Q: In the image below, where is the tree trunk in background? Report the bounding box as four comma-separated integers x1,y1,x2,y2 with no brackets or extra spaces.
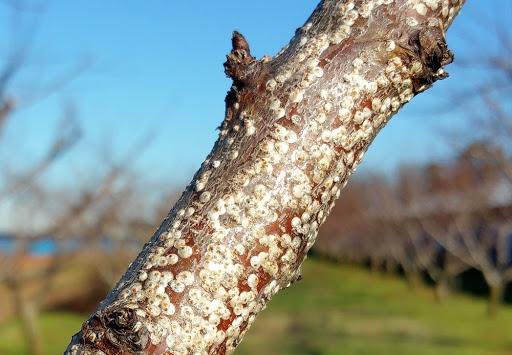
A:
385,257,396,276
65,1,466,354
19,301,42,355
487,281,504,318
404,268,422,293
433,275,450,302
370,255,381,275
11,280,42,355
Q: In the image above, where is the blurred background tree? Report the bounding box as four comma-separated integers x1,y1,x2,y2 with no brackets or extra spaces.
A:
0,2,178,354
316,11,512,318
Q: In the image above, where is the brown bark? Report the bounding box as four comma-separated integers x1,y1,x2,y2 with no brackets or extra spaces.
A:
65,1,465,354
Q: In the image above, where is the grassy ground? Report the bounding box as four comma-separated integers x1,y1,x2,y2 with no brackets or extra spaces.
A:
238,259,512,355
1,258,511,354
0,312,84,355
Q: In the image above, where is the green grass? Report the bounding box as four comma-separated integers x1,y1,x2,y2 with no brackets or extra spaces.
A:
237,258,512,355
1,258,512,354
0,312,85,355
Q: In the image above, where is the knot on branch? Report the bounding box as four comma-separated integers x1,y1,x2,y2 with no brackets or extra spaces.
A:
82,304,149,354
224,31,256,86
400,27,454,93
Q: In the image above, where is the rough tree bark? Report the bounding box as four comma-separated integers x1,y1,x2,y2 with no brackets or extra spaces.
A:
65,1,465,354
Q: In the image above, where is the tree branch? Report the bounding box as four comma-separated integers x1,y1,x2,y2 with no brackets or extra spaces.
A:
65,1,466,354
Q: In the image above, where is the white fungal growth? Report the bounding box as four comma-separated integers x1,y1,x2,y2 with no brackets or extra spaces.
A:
385,40,396,52
275,107,286,119
138,271,148,282
312,66,324,78
352,57,364,69
245,124,256,136
266,78,277,91
330,24,351,44
372,98,382,111
414,3,428,16
406,16,419,26
323,102,332,113
177,271,194,286
423,0,438,10
296,52,307,62
199,191,211,203
376,75,390,88
229,150,239,160
338,108,352,123
340,96,354,109
170,280,185,293
358,1,374,18
290,88,304,103
305,58,319,69
285,131,298,144
185,207,195,217
316,112,327,124
177,245,193,259
275,71,291,83
269,98,281,110
291,216,302,228
275,142,289,155
195,181,205,192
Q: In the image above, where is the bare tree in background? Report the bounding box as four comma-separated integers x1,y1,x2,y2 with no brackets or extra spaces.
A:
405,218,470,301
309,16,511,310
384,166,472,300
420,206,512,317
315,178,376,267
0,14,83,350
0,163,133,355
0,66,145,353
64,1,466,354
417,148,512,316
0,77,169,355
425,17,512,315
0,4,176,354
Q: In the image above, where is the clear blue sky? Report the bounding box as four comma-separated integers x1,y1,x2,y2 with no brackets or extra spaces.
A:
0,0,510,189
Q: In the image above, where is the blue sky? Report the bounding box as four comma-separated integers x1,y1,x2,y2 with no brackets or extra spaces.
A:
0,0,510,190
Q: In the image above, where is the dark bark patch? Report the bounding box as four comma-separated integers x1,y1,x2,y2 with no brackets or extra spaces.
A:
81,305,149,354
224,31,255,85
407,27,454,93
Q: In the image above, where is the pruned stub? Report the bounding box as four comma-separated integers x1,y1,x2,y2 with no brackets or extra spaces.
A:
401,26,454,93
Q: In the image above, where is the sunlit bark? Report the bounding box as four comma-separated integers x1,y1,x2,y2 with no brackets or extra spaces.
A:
65,1,465,354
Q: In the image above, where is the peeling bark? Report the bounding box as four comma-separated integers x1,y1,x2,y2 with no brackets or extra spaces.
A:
65,1,465,354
